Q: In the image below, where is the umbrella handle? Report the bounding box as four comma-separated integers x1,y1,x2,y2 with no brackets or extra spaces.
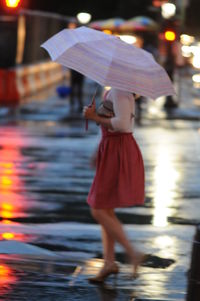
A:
85,103,92,131
85,119,88,131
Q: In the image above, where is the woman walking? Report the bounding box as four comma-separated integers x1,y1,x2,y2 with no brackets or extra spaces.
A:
83,88,145,283
42,24,174,284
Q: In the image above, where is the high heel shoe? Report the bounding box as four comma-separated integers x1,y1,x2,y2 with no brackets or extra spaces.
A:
88,262,119,283
132,252,147,279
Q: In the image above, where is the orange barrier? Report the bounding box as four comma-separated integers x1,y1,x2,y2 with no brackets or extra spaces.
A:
0,61,69,107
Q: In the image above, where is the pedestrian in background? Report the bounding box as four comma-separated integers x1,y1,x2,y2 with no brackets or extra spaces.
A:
83,88,146,283
70,69,84,112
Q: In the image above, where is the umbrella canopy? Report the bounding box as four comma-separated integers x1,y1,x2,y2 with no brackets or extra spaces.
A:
119,20,147,32
89,19,106,30
119,16,158,33
131,16,158,27
89,18,124,31
41,26,175,99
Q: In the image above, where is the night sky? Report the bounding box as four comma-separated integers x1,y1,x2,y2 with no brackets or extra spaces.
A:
20,0,200,35
27,0,155,20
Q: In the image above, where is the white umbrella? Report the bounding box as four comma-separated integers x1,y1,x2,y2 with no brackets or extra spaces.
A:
41,26,175,99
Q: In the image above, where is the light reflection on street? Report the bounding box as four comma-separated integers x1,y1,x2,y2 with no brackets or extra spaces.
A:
140,270,168,299
153,146,180,227
0,264,17,296
1,233,15,240
0,135,27,242
84,259,104,276
153,235,176,258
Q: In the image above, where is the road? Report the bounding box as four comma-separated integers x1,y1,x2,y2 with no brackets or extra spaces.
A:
0,78,200,300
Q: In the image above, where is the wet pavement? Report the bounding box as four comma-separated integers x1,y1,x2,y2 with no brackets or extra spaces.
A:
0,75,200,300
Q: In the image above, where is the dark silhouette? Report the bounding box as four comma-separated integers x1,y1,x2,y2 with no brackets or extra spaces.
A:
163,42,178,109
70,70,84,112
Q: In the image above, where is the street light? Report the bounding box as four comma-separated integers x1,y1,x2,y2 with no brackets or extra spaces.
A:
161,3,176,19
5,0,21,8
76,12,91,24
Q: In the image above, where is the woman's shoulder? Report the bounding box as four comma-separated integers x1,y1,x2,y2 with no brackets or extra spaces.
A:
109,88,134,101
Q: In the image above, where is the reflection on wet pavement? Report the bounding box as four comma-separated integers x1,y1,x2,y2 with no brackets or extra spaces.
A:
0,263,18,298
0,120,200,226
0,221,194,300
153,144,180,227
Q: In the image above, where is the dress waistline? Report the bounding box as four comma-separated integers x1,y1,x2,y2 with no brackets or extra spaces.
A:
102,131,133,138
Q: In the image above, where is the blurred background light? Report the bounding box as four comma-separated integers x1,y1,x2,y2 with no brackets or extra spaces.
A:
1,233,15,240
103,29,112,35
76,12,91,24
5,0,20,8
164,30,176,42
192,74,200,83
181,45,192,58
161,3,176,19
119,35,137,44
192,56,200,69
180,34,195,46
190,45,200,55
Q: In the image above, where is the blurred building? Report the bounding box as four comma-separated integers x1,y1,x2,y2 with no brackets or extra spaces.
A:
0,7,71,68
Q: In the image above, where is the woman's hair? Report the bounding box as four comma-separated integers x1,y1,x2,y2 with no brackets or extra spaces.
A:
133,93,140,99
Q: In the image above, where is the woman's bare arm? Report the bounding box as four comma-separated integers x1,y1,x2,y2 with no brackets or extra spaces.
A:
83,100,113,130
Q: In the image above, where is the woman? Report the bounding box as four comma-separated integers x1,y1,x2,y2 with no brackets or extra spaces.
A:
83,88,145,283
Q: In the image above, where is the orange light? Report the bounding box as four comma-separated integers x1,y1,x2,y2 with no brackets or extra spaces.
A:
103,30,112,35
2,219,12,224
1,211,13,218
153,0,167,7
2,232,15,240
0,264,17,288
165,30,176,42
0,265,10,276
153,0,161,7
1,163,13,168
68,22,77,29
5,0,20,8
1,176,12,186
1,203,14,219
1,203,13,211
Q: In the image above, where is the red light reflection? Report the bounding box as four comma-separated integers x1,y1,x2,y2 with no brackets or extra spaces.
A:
0,142,27,242
0,263,17,294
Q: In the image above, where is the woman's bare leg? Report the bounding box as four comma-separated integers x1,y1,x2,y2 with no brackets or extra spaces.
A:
91,208,139,266
101,209,115,264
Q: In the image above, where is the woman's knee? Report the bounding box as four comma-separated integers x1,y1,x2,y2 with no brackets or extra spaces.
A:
91,208,106,220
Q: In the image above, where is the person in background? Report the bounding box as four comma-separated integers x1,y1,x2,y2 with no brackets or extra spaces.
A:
164,36,185,109
70,69,84,112
134,33,159,123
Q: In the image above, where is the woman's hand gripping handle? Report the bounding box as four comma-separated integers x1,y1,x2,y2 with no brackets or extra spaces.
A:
84,90,97,131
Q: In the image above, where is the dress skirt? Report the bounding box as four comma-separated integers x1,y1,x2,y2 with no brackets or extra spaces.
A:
87,126,145,209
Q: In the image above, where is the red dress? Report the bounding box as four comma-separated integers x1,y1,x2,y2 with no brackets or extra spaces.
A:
87,126,145,209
